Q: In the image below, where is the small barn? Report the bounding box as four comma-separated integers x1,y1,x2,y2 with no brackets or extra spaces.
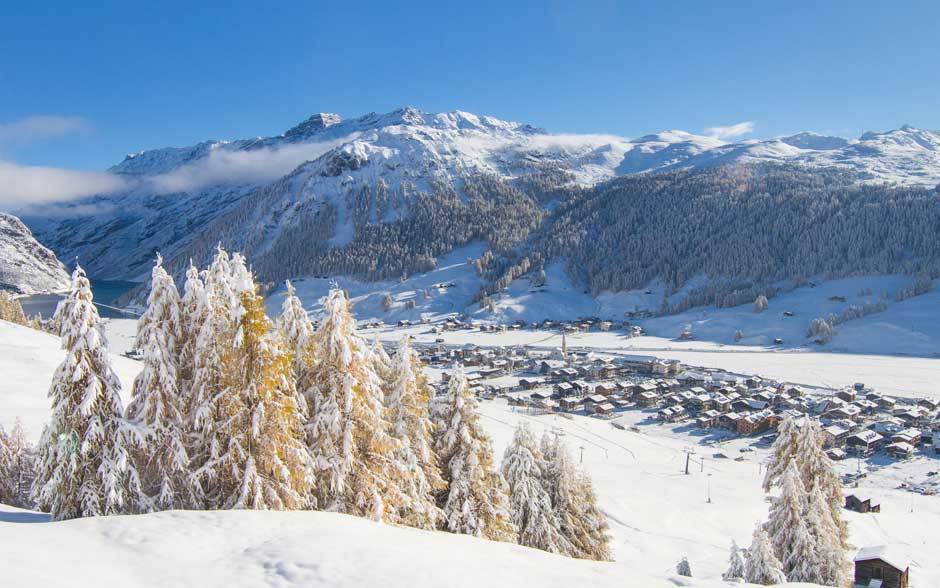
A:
845,494,881,513
853,545,909,588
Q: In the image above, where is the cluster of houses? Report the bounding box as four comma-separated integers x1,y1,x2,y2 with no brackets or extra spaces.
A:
429,315,639,336
420,339,940,461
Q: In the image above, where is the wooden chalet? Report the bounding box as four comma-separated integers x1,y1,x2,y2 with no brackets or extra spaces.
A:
853,545,909,588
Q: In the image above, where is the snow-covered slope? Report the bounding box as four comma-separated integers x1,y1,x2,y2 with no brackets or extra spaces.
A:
22,107,940,284
0,213,69,295
0,320,141,441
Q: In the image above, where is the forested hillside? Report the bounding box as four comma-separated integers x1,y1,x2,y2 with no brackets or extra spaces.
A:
484,166,940,310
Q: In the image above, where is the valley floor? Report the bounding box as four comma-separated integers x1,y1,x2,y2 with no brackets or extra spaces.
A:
2,318,938,586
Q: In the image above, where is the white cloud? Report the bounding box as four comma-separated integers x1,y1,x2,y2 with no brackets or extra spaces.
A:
0,160,128,207
704,121,755,140
146,136,356,194
0,115,87,147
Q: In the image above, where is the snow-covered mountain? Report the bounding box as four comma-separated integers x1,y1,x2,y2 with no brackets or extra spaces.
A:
0,213,69,294
19,107,940,285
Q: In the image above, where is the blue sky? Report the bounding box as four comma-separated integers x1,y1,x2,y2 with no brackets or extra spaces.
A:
1,0,938,171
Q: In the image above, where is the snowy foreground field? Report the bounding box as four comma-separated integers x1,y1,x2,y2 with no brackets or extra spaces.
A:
1,318,937,586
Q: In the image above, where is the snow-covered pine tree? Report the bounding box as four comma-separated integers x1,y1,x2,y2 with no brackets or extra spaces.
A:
434,369,515,541
384,336,445,529
229,252,254,298
805,480,851,587
276,280,313,380
302,288,404,519
213,289,313,509
188,246,239,508
764,461,816,582
745,525,787,585
676,556,692,577
0,420,34,507
32,266,139,520
540,433,611,561
795,417,850,550
178,262,209,394
372,337,393,379
761,416,801,492
501,423,569,554
754,295,769,313
722,540,746,582
126,254,197,511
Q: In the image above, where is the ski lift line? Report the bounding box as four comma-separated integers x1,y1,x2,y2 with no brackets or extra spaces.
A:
479,412,618,459
93,301,143,317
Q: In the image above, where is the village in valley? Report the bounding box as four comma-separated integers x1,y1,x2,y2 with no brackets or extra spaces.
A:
354,314,936,586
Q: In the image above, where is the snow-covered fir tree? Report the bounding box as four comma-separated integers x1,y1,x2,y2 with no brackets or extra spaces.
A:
540,433,611,561
32,266,139,520
213,289,313,509
765,462,816,582
188,246,238,507
754,295,769,313
501,424,569,554
126,255,197,511
0,419,34,508
745,525,787,585
794,418,850,550
676,556,692,577
384,336,445,529
178,262,209,396
275,280,313,379
762,417,802,492
433,369,515,541
370,336,393,384
805,480,851,587
722,540,746,582
302,288,404,519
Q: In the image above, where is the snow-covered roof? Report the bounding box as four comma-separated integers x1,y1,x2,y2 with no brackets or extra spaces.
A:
854,545,911,571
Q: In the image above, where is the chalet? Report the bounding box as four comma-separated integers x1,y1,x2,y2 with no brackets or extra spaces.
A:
659,405,686,422
633,381,658,397
894,407,929,426
890,428,922,446
871,418,904,435
518,377,544,390
572,380,594,395
878,396,897,411
555,382,575,397
846,431,885,456
736,410,774,435
845,494,881,513
559,397,583,412
530,391,552,402
854,399,879,414
823,424,853,448
594,402,615,417
825,404,862,422
720,412,743,430
837,388,858,403
696,409,720,429
594,382,618,396
713,394,731,413
745,376,763,388
917,397,939,411
666,394,684,406
691,394,713,412
636,390,659,407
584,394,608,408
612,398,631,410
678,372,707,387
853,545,909,588
885,441,915,459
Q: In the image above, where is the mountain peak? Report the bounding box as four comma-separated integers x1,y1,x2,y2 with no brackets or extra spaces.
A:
283,113,343,139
